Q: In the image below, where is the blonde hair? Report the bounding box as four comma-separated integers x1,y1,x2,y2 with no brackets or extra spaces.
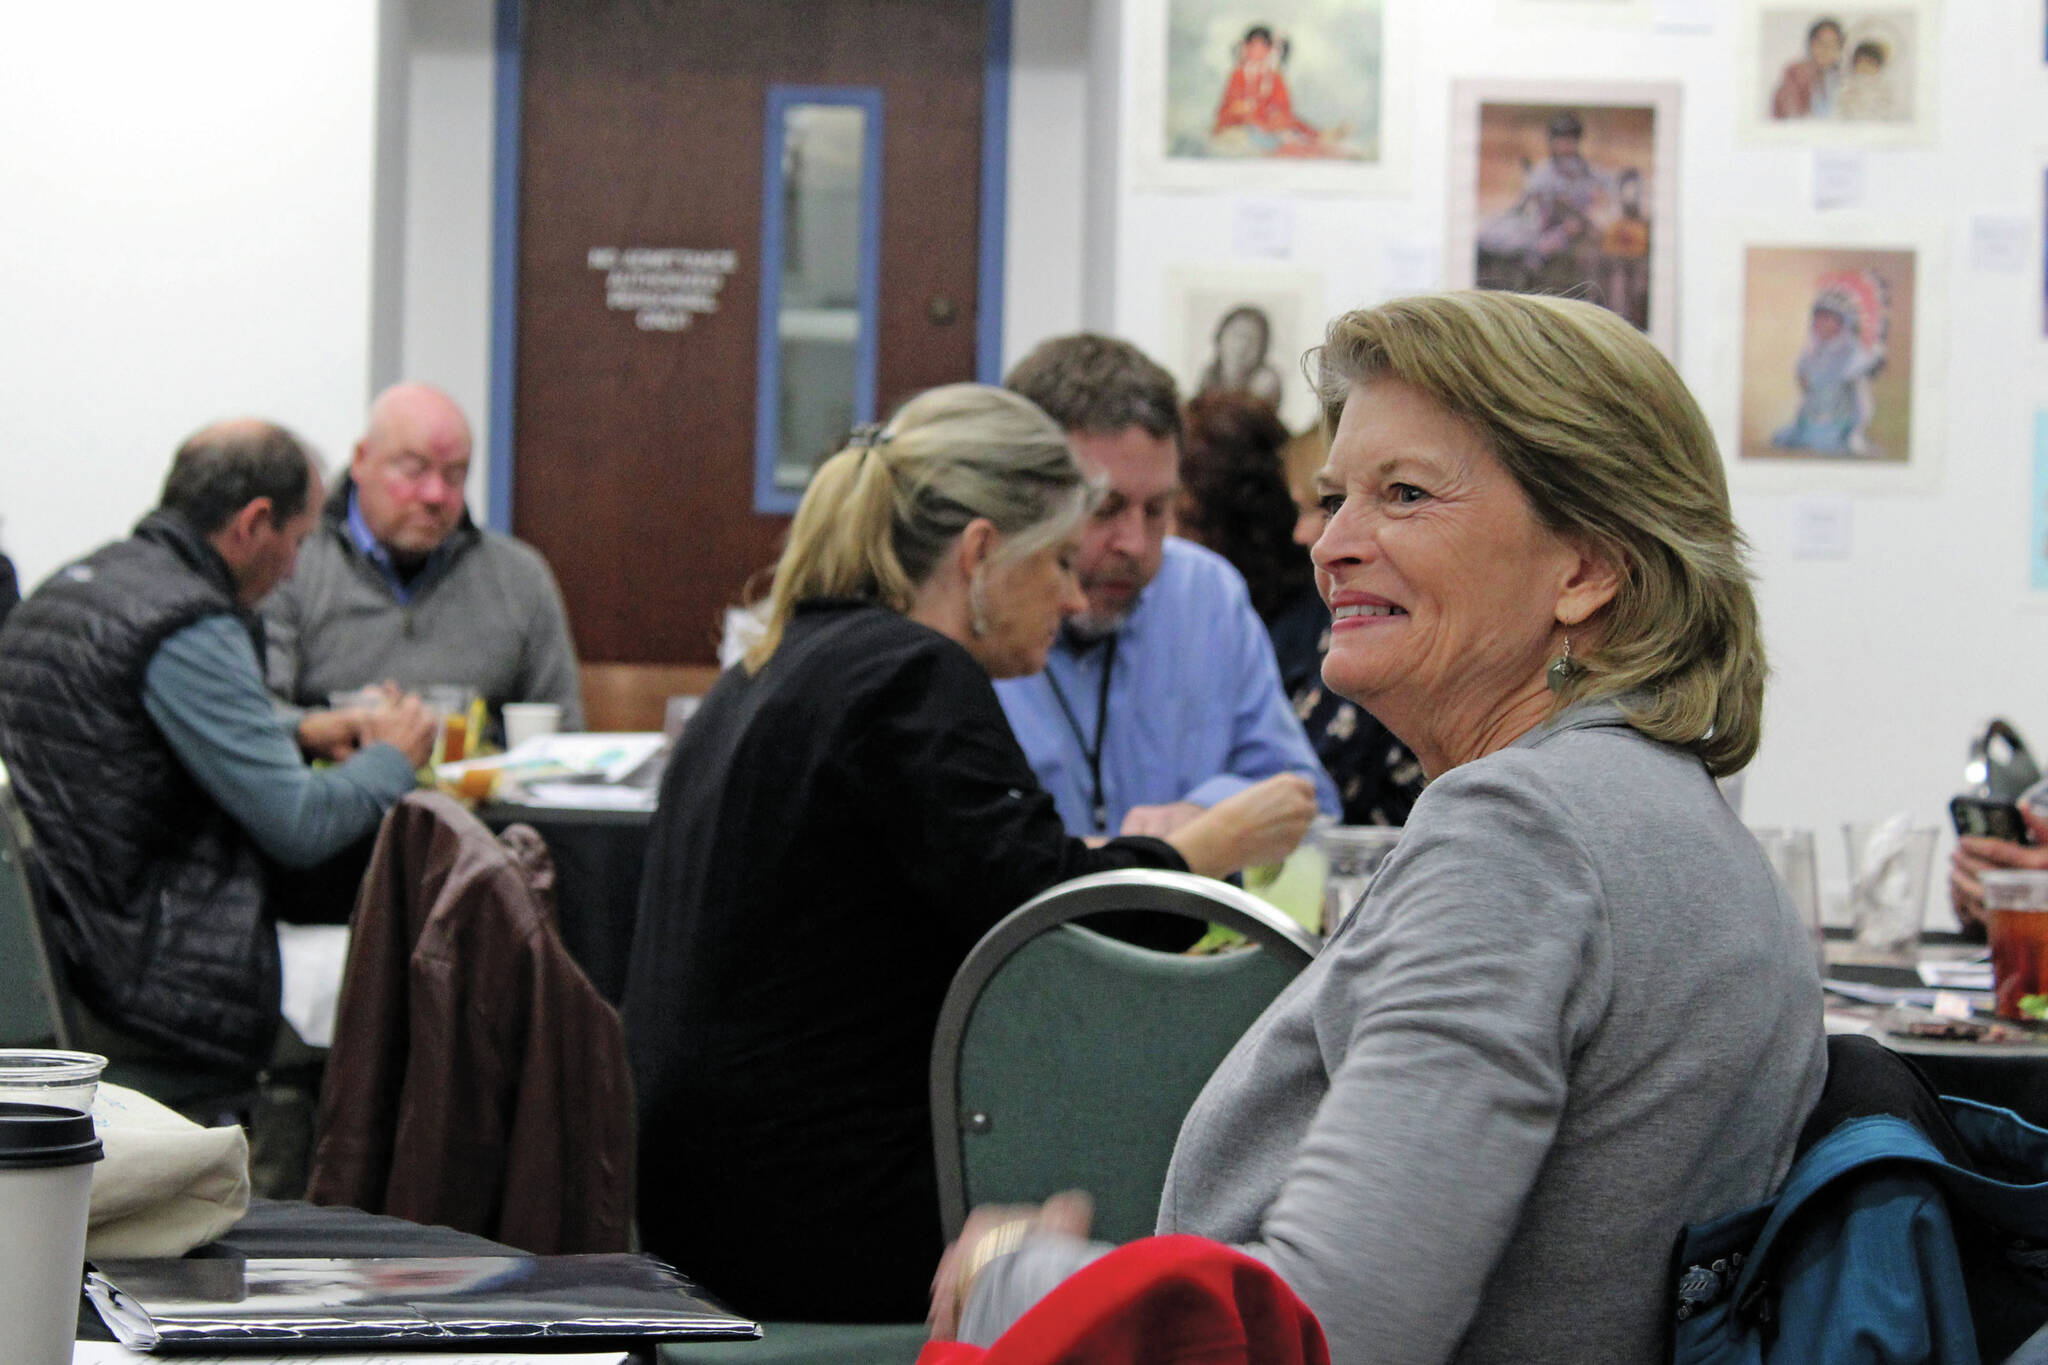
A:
744,384,1088,671
1315,292,1765,775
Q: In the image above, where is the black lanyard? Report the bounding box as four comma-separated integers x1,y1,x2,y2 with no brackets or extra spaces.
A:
1043,635,1118,833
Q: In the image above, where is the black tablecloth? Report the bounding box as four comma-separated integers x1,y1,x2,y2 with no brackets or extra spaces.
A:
1894,1040,2048,1130
481,802,653,1004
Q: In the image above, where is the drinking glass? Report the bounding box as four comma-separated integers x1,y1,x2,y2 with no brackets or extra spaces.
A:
1317,824,1403,935
1751,827,1823,971
1842,819,1938,958
421,684,481,764
1981,870,2048,1020
0,1050,106,1116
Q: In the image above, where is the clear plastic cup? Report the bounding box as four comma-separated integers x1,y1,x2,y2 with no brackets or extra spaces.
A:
0,1051,106,1116
1317,824,1403,935
1843,820,1937,958
1751,827,1823,970
422,684,481,764
326,686,387,712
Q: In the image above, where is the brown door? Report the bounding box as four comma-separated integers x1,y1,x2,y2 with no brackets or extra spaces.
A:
513,0,988,667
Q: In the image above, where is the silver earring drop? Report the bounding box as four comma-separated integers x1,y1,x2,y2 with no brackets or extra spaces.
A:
1547,635,1580,694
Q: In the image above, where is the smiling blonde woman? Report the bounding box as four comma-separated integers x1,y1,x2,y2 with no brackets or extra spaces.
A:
936,296,1827,1364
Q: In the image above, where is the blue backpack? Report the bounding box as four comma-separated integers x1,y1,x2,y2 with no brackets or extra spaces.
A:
1671,1095,2048,1365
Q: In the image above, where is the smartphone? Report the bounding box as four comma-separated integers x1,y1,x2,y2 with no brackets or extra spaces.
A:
1951,795,2032,843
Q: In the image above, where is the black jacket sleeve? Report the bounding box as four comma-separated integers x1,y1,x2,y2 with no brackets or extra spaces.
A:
838,642,1186,959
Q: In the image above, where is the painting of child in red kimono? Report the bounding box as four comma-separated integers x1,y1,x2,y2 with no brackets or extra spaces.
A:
1213,27,1320,145
1202,22,1360,159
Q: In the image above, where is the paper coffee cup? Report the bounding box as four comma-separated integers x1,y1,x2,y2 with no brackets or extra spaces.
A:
503,702,563,749
0,1101,104,1365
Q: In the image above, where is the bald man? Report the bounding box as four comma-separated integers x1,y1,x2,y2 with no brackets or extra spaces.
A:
0,421,434,1081
261,384,584,730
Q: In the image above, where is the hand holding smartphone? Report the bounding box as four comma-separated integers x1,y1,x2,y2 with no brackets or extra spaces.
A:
1951,795,2033,844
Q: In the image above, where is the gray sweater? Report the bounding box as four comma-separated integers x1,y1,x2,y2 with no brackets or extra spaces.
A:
966,703,1827,1364
261,494,584,730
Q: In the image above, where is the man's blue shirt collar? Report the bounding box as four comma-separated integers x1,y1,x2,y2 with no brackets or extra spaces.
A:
345,487,448,605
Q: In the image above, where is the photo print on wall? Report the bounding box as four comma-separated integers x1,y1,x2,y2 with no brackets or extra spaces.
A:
1742,2,1940,144
1448,80,1681,356
1133,0,1408,191
1740,244,1916,465
1161,265,1328,433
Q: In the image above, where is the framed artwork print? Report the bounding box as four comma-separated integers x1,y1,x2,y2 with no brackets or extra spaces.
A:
1734,224,1943,492
1741,2,1940,145
1448,80,1682,356
1132,0,1409,193
1159,264,1328,432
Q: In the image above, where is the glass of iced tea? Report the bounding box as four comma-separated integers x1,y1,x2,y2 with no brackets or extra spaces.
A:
1982,870,2048,1022
421,684,480,765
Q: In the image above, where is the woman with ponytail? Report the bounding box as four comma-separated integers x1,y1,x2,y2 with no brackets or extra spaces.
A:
622,384,1316,1324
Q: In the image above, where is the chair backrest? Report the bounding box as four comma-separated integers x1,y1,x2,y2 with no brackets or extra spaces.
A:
0,754,74,1048
930,869,1318,1244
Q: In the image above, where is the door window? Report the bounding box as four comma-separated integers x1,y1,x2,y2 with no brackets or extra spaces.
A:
755,87,884,512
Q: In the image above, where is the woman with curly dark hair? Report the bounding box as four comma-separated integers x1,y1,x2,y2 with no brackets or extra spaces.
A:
1178,390,1424,825
1176,392,1316,664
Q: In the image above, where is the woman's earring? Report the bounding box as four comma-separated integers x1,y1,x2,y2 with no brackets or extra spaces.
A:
1546,635,1580,694
968,568,990,639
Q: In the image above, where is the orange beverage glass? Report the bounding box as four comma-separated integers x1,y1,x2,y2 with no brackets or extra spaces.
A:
422,684,480,767
441,712,468,763
1981,870,2048,1021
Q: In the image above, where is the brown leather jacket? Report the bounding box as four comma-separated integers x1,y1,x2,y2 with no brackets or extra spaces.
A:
307,791,633,1253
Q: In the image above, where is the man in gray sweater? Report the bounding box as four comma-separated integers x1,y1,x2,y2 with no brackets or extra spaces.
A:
260,383,584,731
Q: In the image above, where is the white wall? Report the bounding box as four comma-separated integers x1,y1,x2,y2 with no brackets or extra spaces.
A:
1041,0,2048,927
0,4,383,588
1003,0,1095,358
14,3,2041,928
397,0,497,514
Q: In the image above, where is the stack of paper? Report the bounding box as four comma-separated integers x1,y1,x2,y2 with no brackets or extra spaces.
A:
436,733,668,807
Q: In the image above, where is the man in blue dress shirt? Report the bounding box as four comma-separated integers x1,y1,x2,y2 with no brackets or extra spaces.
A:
998,334,1338,838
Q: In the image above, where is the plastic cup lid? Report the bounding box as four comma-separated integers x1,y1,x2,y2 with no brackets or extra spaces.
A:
0,1100,103,1167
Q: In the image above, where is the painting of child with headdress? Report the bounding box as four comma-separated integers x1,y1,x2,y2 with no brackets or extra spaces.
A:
1741,245,1917,464
1771,271,1889,455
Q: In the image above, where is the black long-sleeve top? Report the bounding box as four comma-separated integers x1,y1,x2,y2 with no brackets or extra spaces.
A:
621,599,1184,1322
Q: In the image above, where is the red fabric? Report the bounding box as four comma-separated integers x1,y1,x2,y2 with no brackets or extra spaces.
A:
1771,59,1825,118
1211,66,1316,138
919,1236,1328,1365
